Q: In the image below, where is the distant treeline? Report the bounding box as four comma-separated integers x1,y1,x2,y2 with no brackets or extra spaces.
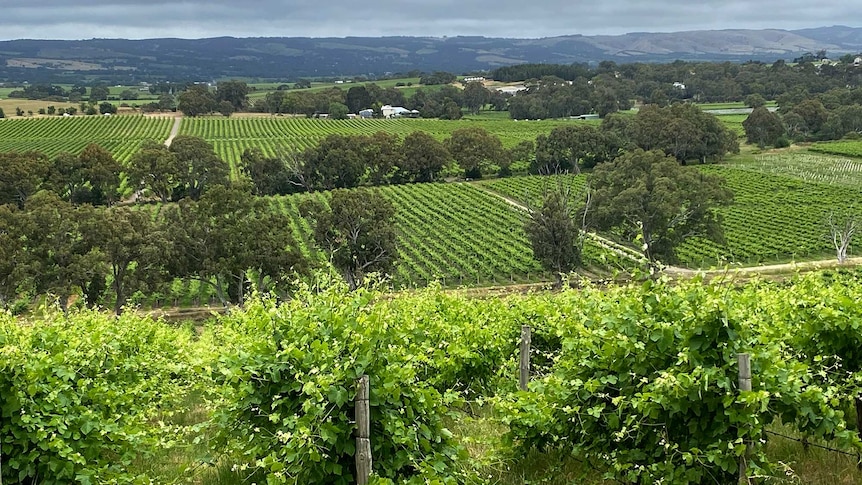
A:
493,58,862,119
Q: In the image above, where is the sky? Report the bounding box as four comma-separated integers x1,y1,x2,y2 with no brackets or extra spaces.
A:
0,0,857,40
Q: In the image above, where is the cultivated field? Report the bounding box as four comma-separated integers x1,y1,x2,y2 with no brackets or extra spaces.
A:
178,116,581,171
0,115,174,161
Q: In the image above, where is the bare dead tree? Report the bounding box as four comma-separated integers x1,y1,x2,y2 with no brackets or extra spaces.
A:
827,211,859,264
277,145,313,192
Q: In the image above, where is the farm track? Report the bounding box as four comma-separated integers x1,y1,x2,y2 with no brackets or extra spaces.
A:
164,116,182,146
471,181,862,277
470,182,654,267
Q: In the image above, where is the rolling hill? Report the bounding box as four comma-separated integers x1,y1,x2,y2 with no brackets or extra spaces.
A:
0,25,860,83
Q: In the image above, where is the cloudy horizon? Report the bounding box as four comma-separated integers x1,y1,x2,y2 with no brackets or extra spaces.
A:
0,1,859,40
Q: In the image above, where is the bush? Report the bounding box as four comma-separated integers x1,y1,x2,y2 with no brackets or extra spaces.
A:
209,282,520,484
500,277,860,484
0,309,197,484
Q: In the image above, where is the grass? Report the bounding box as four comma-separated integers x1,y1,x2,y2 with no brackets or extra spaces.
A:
133,399,862,484
697,101,778,110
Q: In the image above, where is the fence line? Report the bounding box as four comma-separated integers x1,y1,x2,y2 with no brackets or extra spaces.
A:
764,430,861,459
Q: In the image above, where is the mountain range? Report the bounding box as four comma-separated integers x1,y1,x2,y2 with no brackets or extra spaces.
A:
1,26,860,83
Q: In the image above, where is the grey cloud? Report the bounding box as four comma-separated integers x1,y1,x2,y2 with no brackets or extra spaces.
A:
0,1,857,40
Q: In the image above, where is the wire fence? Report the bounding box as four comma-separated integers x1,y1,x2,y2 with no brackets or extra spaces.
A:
764,429,861,459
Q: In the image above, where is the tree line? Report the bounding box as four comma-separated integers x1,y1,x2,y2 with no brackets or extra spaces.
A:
493,57,862,109
0,136,402,313
0,103,739,312
741,87,862,148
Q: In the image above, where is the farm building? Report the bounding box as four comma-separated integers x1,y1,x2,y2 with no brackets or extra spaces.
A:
381,105,419,118
855,57,862,67
495,85,527,95
359,109,374,118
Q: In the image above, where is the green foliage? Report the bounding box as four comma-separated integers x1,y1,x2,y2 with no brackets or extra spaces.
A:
524,183,585,285
0,116,174,163
210,285,517,483
0,308,197,484
445,127,506,178
301,188,398,290
500,276,862,484
743,106,786,148
589,149,734,265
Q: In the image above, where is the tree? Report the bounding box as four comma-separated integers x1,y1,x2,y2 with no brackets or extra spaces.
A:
177,84,216,117
445,127,505,179
86,206,165,314
127,140,184,202
630,104,738,163
588,149,733,267
462,82,490,115
524,181,588,287
19,191,104,313
300,188,398,290
399,131,449,183
744,93,767,108
346,86,372,113
217,100,235,117
169,135,230,200
48,151,88,204
89,85,110,102
300,134,365,191
78,143,121,205
162,184,305,305
328,101,349,119
216,80,249,111
99,102,117,115
0,107,5,118
789,98,828,139
826,211,859,264
743,106,786,148
0,204,26,308
239,147,293,196
357,132,404,186
0,151,51,208
534,125,614,174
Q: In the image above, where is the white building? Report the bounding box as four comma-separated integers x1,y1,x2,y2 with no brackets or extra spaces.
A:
495,85,528,95
381,105,410,118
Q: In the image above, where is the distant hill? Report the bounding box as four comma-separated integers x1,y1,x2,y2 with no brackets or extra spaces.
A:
0,26,860,83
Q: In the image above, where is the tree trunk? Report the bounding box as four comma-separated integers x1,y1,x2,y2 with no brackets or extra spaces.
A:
236,273,245,307
345,270,358,291
113,265,126,315
855,397,862,438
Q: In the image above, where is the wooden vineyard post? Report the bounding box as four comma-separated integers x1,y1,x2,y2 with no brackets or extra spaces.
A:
355,375,371,485
738,353,752,485
520,325,532,391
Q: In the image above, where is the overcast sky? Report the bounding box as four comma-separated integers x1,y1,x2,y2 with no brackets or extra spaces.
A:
0,1,857,40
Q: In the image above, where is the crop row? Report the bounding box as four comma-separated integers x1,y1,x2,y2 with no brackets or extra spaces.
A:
0,116,174,161
730,152,862,187
180,116,574,167
480,170,862,268
809,140,862,158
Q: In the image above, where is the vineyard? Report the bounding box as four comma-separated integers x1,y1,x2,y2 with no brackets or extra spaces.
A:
478,169,862,268
729,152,862,186
122,180,643,310
5,272,862,484
810,139,862,158
0,115,174,161
178,117,576,171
